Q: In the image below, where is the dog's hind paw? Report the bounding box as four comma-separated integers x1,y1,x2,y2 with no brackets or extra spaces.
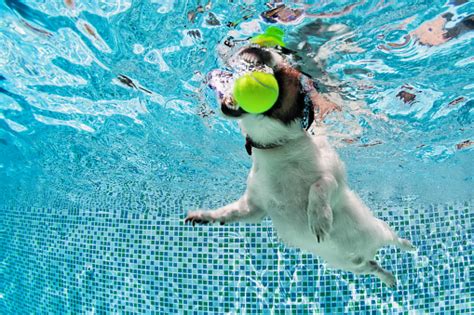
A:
379,271,397,288
398,238,416,252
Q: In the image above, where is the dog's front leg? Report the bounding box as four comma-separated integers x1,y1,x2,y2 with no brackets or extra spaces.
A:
185,195,265,226
307,175,338,242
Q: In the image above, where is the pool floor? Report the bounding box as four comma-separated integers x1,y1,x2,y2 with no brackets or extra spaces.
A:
0,202,471,313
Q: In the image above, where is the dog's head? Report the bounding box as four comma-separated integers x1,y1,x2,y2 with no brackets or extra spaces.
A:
208,45,317,144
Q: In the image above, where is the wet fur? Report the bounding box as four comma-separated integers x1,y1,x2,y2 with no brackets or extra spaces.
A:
186,46,415,287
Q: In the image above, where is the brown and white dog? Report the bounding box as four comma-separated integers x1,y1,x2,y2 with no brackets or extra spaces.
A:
185,44,415,287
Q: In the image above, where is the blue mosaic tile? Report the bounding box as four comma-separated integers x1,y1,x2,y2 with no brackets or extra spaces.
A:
0,202,472,314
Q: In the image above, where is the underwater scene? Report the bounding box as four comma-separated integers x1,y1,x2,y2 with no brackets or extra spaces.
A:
0,0,472,313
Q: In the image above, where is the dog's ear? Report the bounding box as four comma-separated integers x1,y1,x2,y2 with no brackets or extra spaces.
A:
299,74,317,130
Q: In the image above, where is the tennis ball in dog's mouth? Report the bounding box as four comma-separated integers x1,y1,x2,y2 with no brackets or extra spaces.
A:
233,72,279,114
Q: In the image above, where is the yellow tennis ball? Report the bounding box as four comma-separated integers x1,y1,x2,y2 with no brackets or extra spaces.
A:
233,72,279,114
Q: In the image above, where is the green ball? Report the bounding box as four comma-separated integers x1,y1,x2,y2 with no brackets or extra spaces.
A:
233,72,279,114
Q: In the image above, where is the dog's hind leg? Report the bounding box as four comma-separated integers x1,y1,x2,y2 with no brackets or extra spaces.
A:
378,219,416,252
185,195,266,225
358,260,397,288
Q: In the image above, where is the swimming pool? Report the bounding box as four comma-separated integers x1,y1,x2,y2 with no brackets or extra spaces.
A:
0,0,472,313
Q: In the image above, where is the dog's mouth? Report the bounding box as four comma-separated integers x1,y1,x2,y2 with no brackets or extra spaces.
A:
207,46,276,118
237,46,270,68
207,70,243,117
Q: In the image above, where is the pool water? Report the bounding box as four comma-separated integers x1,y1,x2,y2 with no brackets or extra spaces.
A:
0,0,472,313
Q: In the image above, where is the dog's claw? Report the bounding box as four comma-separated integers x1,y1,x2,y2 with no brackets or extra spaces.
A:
185,210,217,226
316,231,325,243
309,208,332,243
310,223,329,243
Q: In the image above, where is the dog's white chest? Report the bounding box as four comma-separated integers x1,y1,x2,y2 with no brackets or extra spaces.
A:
249,156,313,212
249,164,323,251
247,150,321,250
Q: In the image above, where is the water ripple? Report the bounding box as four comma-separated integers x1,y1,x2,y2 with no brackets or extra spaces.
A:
23,0,132,18
0,0,472,206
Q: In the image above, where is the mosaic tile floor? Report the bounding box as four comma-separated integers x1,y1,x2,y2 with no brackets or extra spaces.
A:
0,202,471,314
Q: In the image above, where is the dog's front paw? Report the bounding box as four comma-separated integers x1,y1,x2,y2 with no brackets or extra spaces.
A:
308,207,333,243
184,210,222,226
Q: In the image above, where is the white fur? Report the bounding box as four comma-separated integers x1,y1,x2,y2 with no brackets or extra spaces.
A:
186,115,415,286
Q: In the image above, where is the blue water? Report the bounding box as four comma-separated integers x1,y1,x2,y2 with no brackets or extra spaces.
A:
0,0,472,313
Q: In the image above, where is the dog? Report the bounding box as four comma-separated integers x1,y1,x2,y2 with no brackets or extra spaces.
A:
185,44,415,287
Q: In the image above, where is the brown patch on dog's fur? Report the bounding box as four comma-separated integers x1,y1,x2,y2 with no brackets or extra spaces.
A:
265,65,306,124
